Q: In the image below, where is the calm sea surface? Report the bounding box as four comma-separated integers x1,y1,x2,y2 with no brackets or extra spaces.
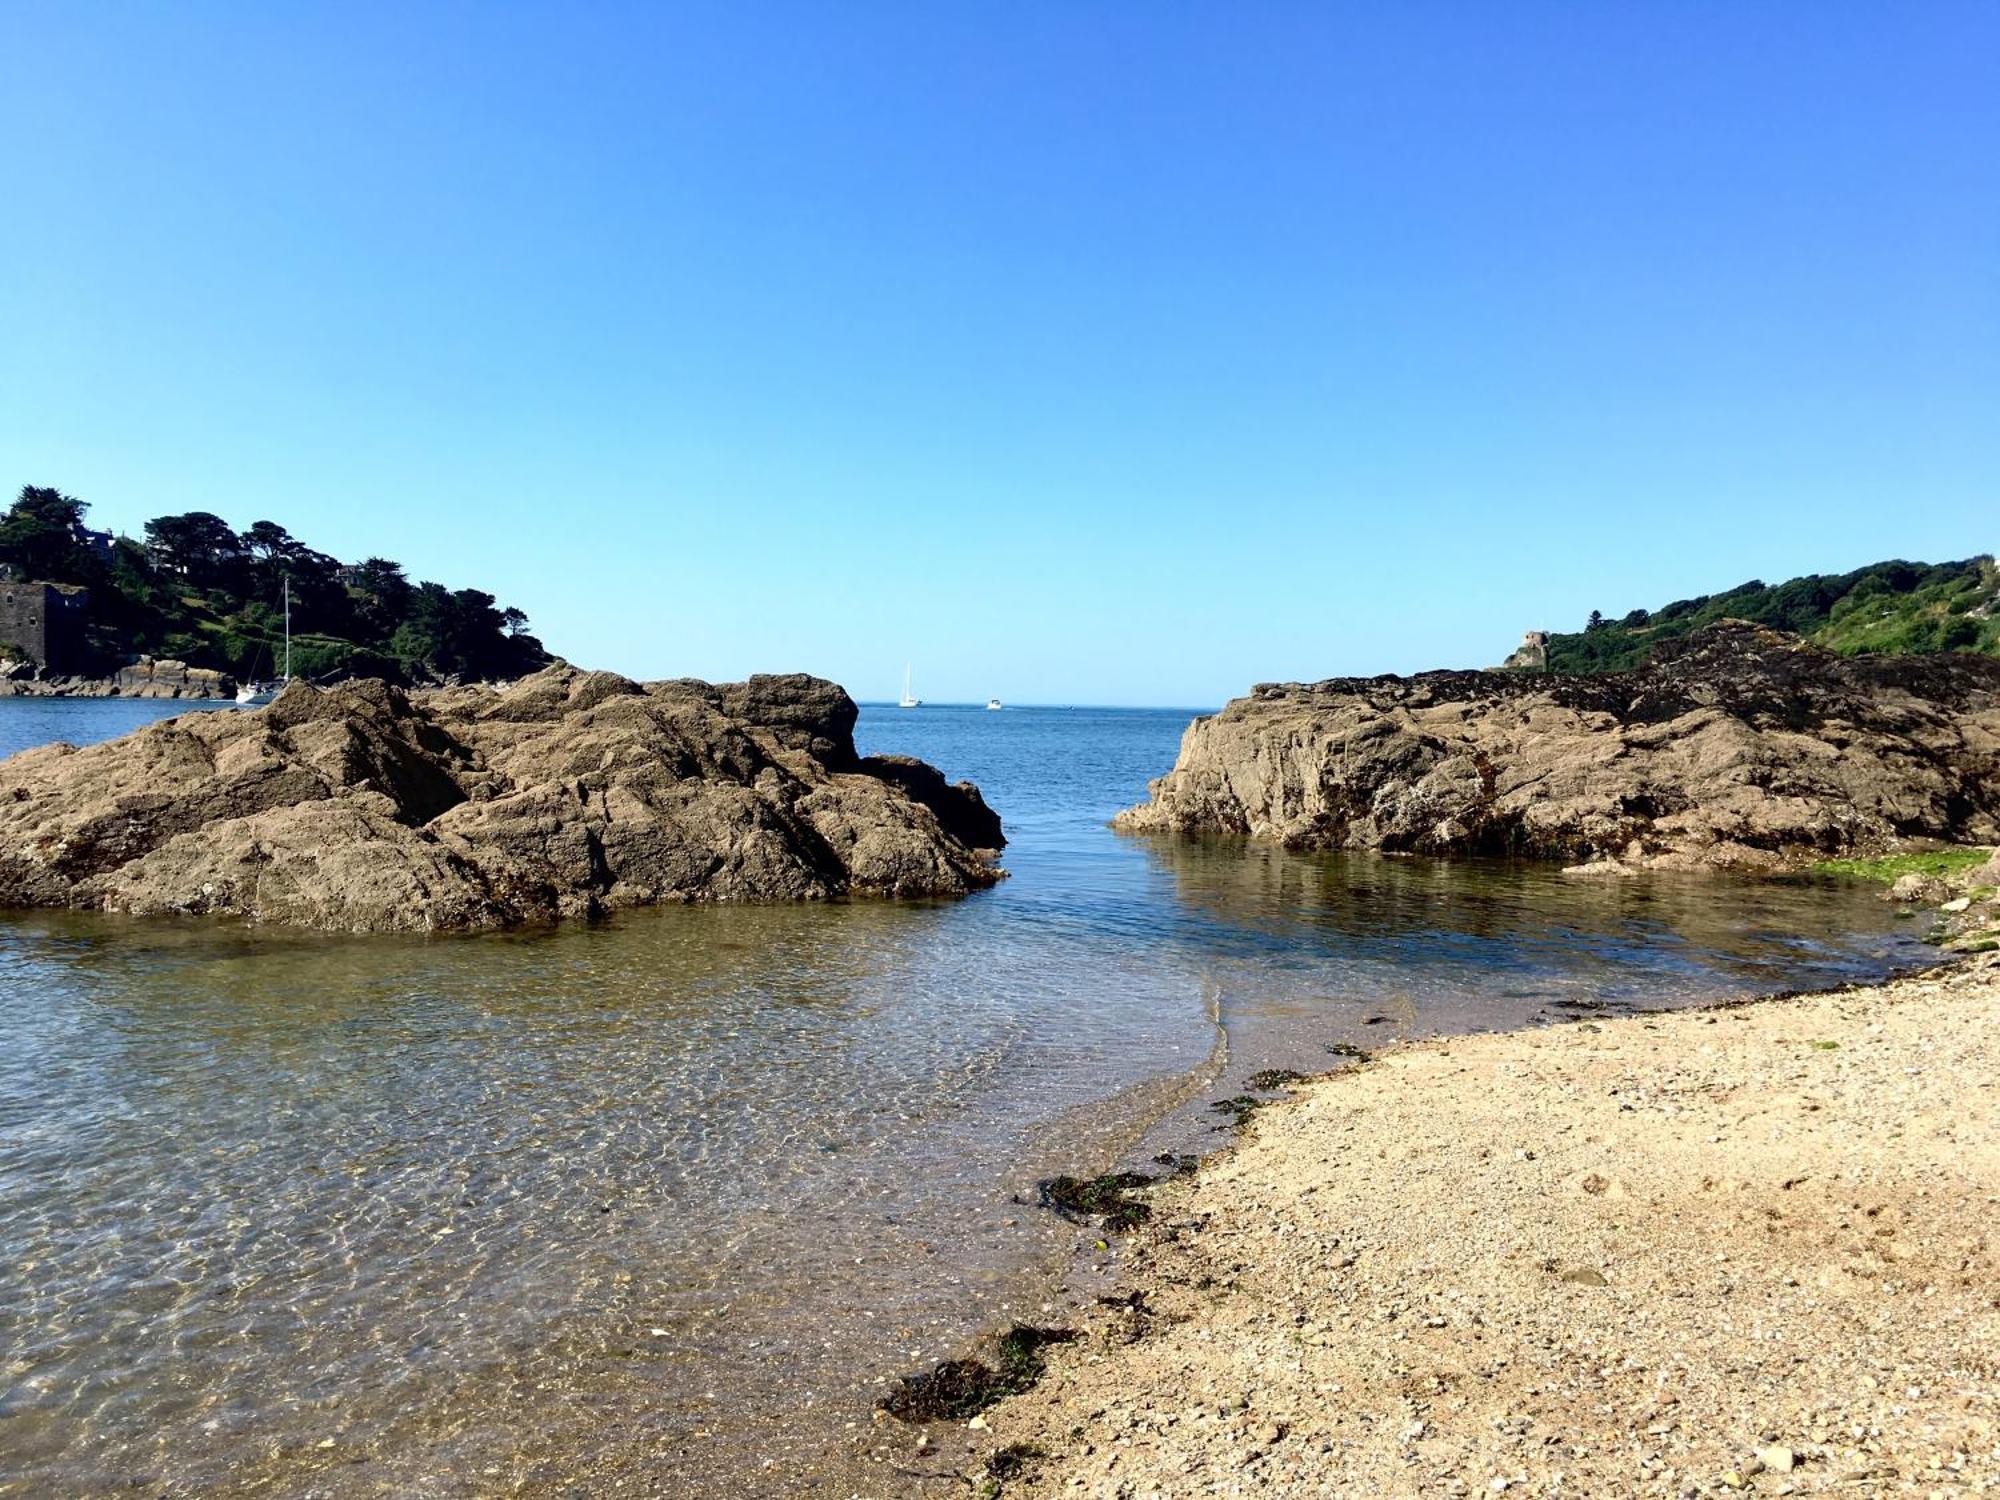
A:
0,697,1930,1496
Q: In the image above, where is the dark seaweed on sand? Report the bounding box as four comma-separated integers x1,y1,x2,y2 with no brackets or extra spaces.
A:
1038,1171,1155,1231
877,1326,1077,1422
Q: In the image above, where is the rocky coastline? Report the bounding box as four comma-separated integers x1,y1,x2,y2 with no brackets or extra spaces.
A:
0,655,238,699
1116,622,2000,874
0,664,1004,932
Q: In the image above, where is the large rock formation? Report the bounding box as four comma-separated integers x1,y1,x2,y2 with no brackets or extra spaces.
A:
112,656,238,698
0,666,1003,932
1116,623,2000,872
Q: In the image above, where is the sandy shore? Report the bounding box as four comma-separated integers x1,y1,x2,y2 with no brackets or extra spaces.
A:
949,956,1999,1497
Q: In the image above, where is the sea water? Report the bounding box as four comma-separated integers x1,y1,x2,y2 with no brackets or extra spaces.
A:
0,698,1928,1494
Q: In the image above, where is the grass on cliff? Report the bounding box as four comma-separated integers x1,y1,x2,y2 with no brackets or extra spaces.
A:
1811,849,1993,884
1538,556,2000,674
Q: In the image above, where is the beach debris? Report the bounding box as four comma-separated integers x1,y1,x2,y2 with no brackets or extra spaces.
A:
1210,1095,1266,1126
985,1442,1047,1479
1248,1068,1308,1090
878,1326,1078,1423
1039,1172,1155,1231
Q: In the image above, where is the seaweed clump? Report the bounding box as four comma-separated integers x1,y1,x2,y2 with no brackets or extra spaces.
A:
986,1442,1049,1480
1248,1067,1307,1090
1039,1171,1155,1231
878,1325,1077,1422
1210,1095,1266,1125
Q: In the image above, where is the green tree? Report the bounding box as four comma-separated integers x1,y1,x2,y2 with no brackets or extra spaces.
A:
144,512,246,586
0,486,92,581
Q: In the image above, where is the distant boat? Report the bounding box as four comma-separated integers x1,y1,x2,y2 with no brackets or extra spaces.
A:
899,665,921,708
986,698,1002,711
236,576,294,707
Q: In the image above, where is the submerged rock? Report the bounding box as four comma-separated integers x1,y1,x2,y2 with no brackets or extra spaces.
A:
1116,622,2000,871
0,665,1004,932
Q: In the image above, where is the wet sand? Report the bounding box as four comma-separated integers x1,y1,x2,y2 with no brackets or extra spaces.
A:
941,955,2000,1496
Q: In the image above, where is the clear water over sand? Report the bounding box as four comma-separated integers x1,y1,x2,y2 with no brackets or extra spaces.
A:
0,699,1929,1494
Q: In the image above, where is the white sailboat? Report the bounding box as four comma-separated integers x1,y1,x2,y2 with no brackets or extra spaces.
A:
236,577,292,706
898,664,921,708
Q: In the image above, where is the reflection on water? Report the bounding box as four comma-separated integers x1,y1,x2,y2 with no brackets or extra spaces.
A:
1129,837,1925,1082
0,700,1931,1496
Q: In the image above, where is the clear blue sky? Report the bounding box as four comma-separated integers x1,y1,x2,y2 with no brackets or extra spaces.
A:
2,3,1993,707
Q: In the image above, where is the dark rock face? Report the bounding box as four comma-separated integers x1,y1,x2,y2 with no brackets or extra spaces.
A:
0,666,1005,932
1116,623,2000,871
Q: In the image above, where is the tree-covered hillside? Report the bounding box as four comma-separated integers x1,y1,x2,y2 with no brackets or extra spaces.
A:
1543,557,1999,673
0,485,551,683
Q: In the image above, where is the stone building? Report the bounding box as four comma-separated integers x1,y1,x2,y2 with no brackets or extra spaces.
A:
0,580,91,673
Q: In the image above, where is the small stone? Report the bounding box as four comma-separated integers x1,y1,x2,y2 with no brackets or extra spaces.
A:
967,1414,989,1431
1256,1420,1287,1446
1720,1473,1746,1490
1559,1267,1608,1287
1757,1444,1796,1473
1941,897,1971,913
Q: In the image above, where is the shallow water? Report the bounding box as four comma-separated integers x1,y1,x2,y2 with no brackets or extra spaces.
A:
0,698,1929,1495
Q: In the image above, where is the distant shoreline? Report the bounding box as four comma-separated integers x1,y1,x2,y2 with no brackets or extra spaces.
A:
0,676,235,701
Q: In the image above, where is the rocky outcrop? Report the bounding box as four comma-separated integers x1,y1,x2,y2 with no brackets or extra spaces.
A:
1116,622,2000,872
0,657,237,698
1498,630,1549,671
0,666,1004,932
112,657,238,698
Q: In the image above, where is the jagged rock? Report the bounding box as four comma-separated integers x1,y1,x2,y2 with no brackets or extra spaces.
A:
1116,623,2000,870
0,665,1004,932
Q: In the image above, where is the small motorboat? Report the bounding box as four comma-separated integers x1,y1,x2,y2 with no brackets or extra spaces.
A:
986,698,1002,711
